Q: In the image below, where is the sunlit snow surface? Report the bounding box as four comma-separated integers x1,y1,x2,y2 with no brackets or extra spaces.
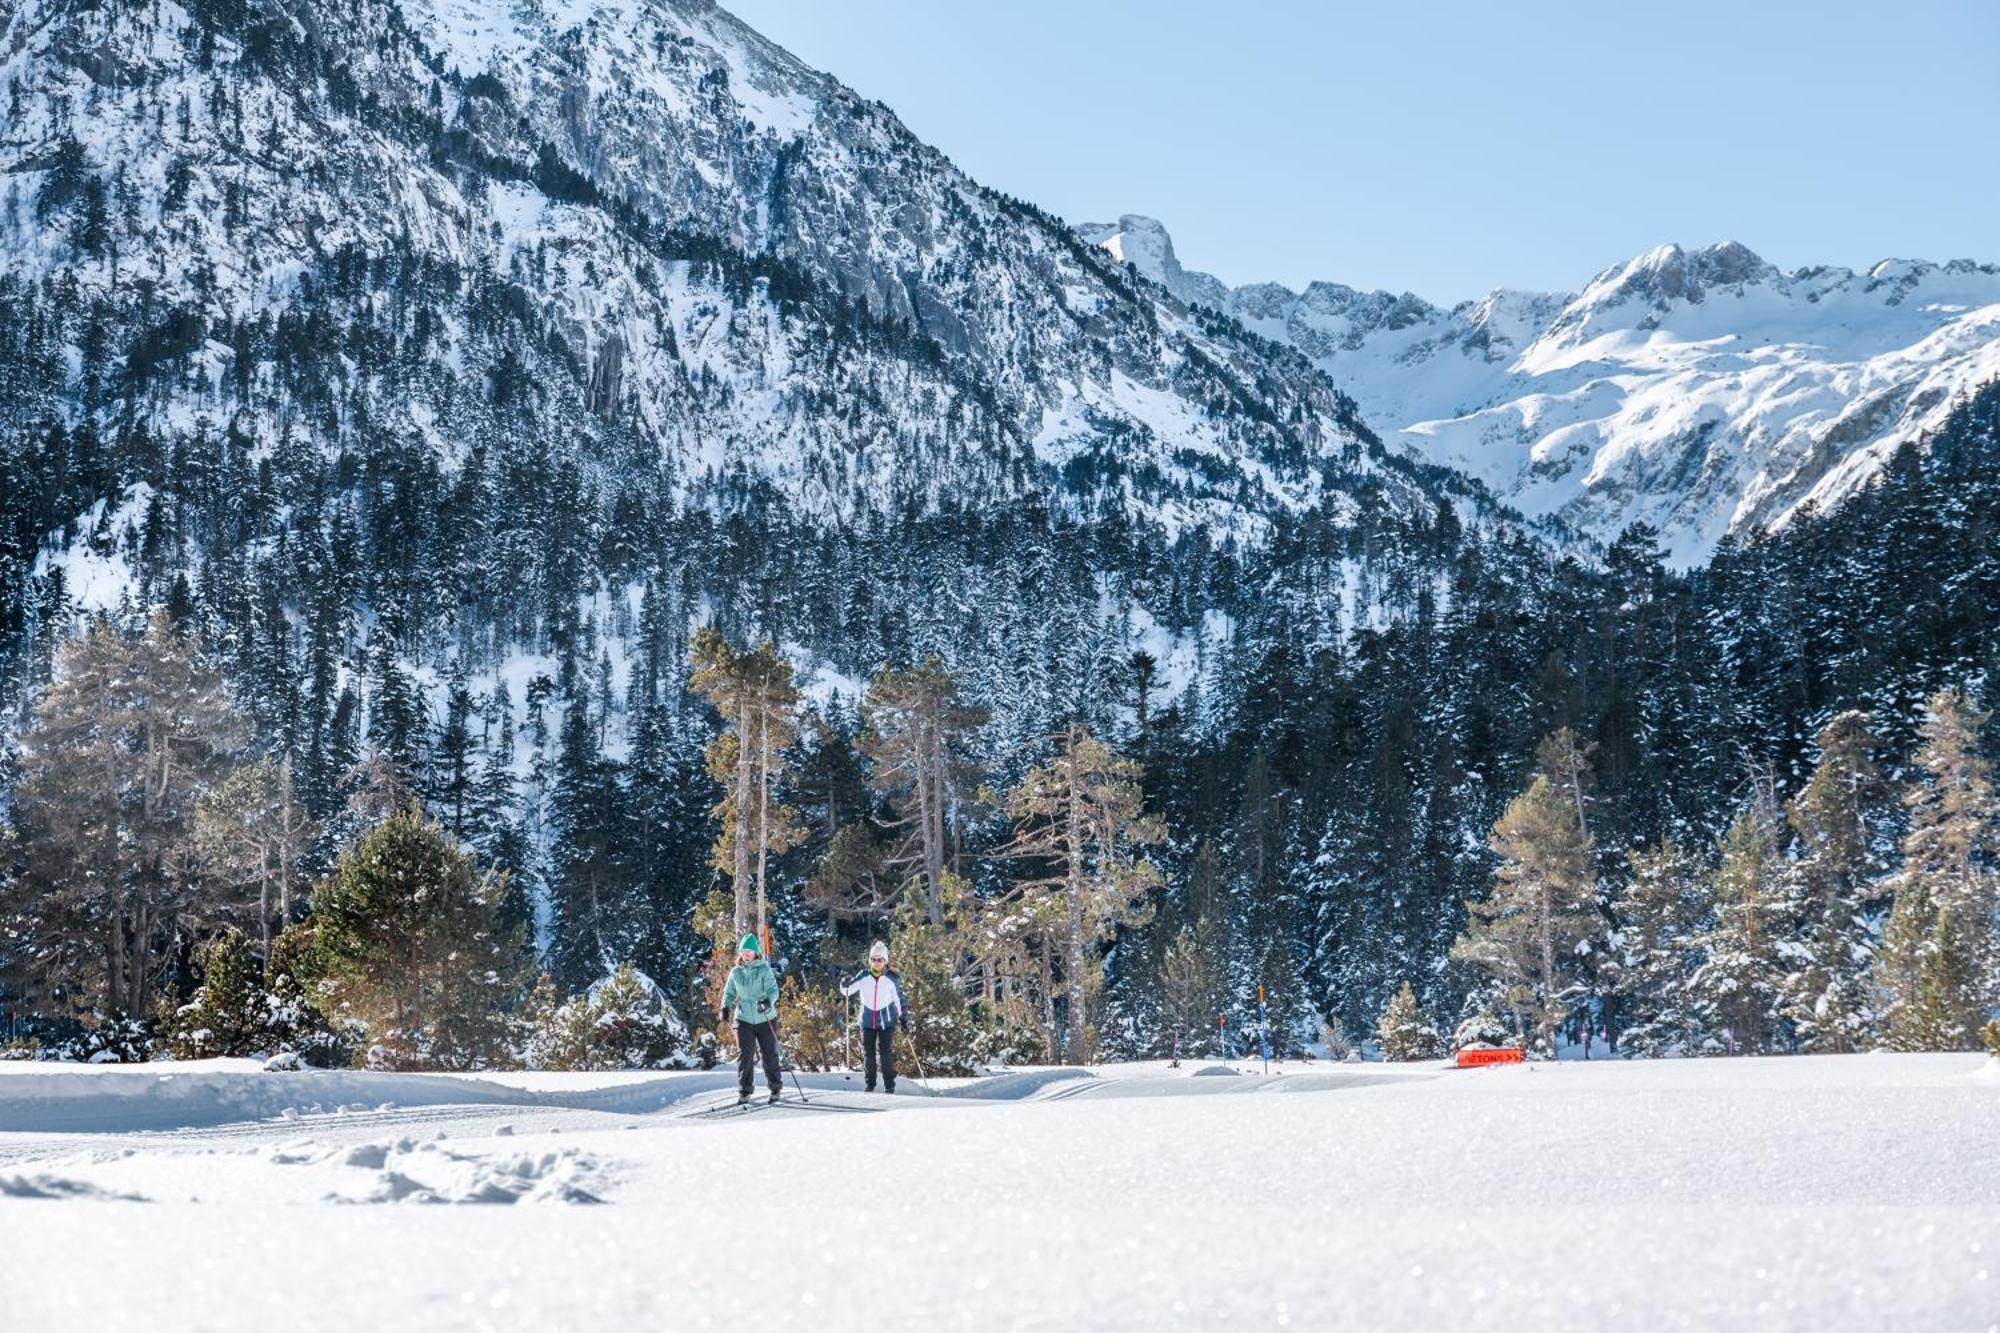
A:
2,1055,1995,1330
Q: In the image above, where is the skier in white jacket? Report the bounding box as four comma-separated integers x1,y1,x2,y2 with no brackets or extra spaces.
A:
840,940,906,1093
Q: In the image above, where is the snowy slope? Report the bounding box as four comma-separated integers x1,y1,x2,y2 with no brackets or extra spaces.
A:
1083,216,2000,563
0,0,1412,543
3,1055,1996,1331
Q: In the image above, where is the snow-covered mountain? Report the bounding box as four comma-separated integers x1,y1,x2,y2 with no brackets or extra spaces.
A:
1082,216,2000,563
0,0,1443,557
1,0,1531,784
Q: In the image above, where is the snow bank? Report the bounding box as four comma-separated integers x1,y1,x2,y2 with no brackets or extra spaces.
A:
0,1063,550,1134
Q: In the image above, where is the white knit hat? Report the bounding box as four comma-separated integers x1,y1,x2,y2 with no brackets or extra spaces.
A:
869,940,889,963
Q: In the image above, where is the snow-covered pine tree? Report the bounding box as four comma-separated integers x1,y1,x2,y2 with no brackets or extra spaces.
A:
1375,980,1445,1060
1,612,248,1018
1610,838,1708,1056
1157,924,1224,1058
545,694,635,991
1688,803,1787,1054
1878,689,1998,1051
163,929,270,1060
432,675,479,842
1451,764,1599,1053
1778,711,1891,1053
586,963,688,1069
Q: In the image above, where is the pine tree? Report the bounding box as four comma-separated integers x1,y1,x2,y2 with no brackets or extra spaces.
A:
309,805,530,1070
859,657,987,924
194,756,316,959
1688,804,1787,1054
364,628,425,776
1158,925,1222,1058
1002,724,1164,1060
1375,980,1444,1061
163,929,270,1059
1878,689,1998,1051
432,676,478,840
1779,711,1889,1052
1610,838,1707,1056
264,922,357,1068
689,629,803,939
1,613,249,1017
584,962,687,1069
1451,772,1598,1052
887,894,981,1076
546,696,633,990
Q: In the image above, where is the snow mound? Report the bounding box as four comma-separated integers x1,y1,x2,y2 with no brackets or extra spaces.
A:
0,1173,146,1201
326,1140,605,1206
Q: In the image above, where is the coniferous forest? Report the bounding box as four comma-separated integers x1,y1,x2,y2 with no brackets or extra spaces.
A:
3,360,1997,1068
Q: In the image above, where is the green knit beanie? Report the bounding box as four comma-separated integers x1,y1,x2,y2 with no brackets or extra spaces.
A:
739,933,761,956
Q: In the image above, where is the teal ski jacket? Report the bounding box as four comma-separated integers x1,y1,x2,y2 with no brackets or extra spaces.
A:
721,958,780,1026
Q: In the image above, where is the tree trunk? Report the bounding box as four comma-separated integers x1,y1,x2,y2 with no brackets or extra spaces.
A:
1039,944,1056,1056
732,695,754,934
106,918,125,1016
915,730,944,924
755,701,771,939
128,902,149,1015
1538,879,1558,1050
1065,737,1089,1061
259,850,272,960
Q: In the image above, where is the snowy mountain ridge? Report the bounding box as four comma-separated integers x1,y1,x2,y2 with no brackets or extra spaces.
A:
0,0,1448,550
1081,215,2000,563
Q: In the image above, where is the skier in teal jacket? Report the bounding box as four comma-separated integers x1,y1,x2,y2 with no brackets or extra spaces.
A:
720,933,783,1104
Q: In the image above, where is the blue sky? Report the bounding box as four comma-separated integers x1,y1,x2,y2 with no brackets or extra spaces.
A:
725,1,2000,303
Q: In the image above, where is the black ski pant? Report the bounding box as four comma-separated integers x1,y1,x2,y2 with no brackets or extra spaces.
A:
737,1019,782,1096
862,1023,897,1093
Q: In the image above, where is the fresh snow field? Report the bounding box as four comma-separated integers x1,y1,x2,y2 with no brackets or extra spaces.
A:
2,1055,1996,1332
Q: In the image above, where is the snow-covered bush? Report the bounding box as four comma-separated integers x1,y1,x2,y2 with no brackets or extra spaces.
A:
53,1016,155,1064
588,964,688,1069
1451,1006,1512,1053
164,931,269,1060
1375,982,1444,1061
519,965,688,1072
971,1008,1047,1069
264,924,363,1069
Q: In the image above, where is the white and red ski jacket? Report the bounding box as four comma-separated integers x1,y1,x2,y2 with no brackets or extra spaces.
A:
841,968,905,1031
